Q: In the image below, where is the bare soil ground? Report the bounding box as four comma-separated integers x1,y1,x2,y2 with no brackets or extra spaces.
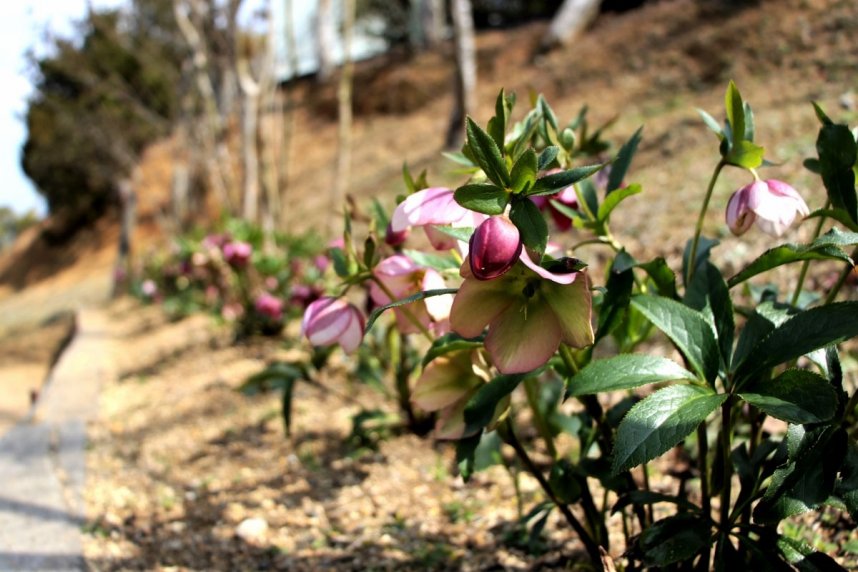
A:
1,0,858,568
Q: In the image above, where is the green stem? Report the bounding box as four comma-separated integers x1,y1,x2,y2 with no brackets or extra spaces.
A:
824,245,858,304
370,276,434,342
719,396,734,531
501,419,604,567
523,377,558,459
687,160,726,286
790,203,830,307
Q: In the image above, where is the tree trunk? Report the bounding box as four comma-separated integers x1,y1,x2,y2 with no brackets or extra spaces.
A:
315,0,336,83
332,0,356,235
278,0,300,229
112,177,137,298
445,0,476,149
539,0,602,53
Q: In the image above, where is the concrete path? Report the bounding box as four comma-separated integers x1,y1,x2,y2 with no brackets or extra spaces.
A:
0,309,113,571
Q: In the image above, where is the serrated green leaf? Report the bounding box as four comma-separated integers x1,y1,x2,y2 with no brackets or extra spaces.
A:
454,183,509,215
466,116,511,188
631,295,720,384
729,230,858,288
682,236,719,285
527,163,605,197
778,536,848,572
607,127,643,193
456,431,482,482
538,146,560,171
463,374,524,434
431,225,474,243
811,101,833,126
739,369,839,424
597,183,642,222
685,261,734,367
612,384,726,474
638,514,712,567
509,197,548,255
595,250,635,342
402,249,460,271
817,122,858,223
441,151,476,167
698,108,726,139
637,257,678,299
733,302,858,385
510,148,538,193
568,354,697,396
806,208,858,232
743,101,756,142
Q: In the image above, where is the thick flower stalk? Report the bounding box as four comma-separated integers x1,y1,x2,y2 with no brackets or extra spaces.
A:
369,254,454,335
468,215,523,280
726,179,809,237
451,250,594,374
302,297,365,354
390,187,487,250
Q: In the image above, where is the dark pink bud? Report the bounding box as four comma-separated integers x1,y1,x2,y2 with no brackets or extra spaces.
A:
468,216,522,281
254,293,284,321
385,222,409,247
222,241,252,267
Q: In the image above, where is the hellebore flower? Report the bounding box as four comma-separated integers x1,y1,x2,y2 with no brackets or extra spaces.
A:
222,240,253,267
726,179,810,237
254,293,284,321
369,254,453,334
412,349,505,440
468,215,523,280
141,279,158,298
390,187,487,250
302,297,365,354
450,251,594,374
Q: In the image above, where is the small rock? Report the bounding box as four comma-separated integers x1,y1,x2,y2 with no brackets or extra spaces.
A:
235,517,268,542
840,91,855,111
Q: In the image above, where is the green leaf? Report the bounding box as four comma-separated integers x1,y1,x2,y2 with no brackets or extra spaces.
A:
402,249,459,272
835,441,858,522
538,94,558,132
607,126,642,193
733,302,858,385
682,236,719,285
510,148,538,193
778,536,848,572
612,385,726,474
365,288,459,331
595,250,635,343
637,514,712,567
568,354,697,396
685,261,734,367
466,116,511,188
817,122,858,223
637,257,678,299
728,230,858,287
454,183,509,215
441,151,475,167
732,300,797,369
597,183,642,223
538,146,560,171
806,208,858,232
431,225,474,243
463,374,524,434
631,295,720,384
422,333,485,368
509,197,548,255
527,163,605,197
456,431,482,482
611,490,698,515
727,139,765,169
549,459,582,503
725,80,746,148
754,425,847,524
739,369,839,424
743,100,756,142
812,101,834,126
698,108,726,139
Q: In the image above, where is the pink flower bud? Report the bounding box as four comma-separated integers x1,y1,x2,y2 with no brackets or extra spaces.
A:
313,255,330,273
222,241,253,267
141,279,158,298
468,216,523,280
255,293,284,321
726,179,809,237
384,222,409,247
302,297,365,353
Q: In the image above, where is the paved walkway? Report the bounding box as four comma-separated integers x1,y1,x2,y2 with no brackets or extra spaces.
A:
0,309,113,571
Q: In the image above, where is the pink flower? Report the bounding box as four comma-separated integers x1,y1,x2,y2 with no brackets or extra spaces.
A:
254,293,284,321
290,284,322,309
302,297,365,353
468,215,522,280
141,279,158,298
726,179,810,237
222,240,253,267
450,250,594,374
369,254,454,334
390,187,487,250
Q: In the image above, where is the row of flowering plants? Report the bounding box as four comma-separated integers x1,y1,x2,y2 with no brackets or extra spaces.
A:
261,83,857,569
135,218,325,337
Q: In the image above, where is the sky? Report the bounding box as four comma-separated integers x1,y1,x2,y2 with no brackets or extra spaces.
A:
0,0,124,217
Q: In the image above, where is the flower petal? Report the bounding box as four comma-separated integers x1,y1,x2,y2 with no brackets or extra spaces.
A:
543,272,595,349
450,277,514,339
422,269,454,322
412,353,481,412
520,249,578,285
726,186,755,236
390,187,467,232
485,299,561,374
